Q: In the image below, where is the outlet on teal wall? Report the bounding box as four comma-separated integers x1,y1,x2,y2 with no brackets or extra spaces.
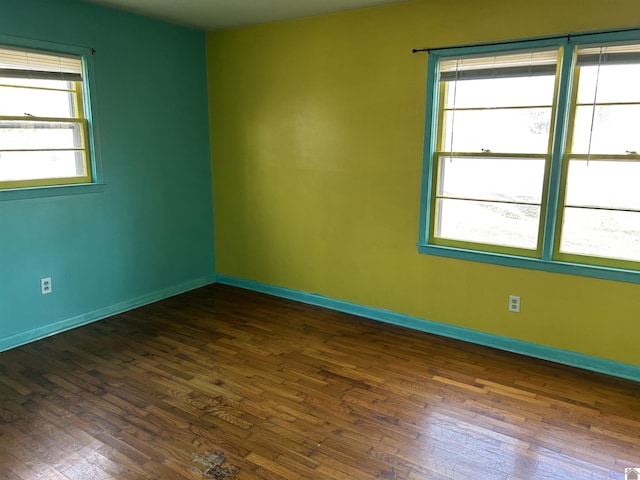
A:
0,0,215,350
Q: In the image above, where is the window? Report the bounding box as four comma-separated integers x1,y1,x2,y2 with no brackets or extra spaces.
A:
418,31,640,280
0,44,93,190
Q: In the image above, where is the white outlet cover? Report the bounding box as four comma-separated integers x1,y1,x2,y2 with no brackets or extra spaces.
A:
41,277,52,295
508,295,520,312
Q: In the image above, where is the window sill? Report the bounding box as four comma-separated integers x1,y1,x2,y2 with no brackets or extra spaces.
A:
417,243,640,284
0,183,107,202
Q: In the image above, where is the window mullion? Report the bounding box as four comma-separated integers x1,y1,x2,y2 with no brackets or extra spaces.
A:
541,45,576,260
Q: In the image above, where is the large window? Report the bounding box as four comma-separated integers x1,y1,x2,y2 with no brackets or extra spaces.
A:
418,32,640,280
0,44,93,190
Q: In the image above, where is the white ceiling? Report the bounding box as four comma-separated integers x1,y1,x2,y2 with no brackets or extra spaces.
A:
83,0,409,31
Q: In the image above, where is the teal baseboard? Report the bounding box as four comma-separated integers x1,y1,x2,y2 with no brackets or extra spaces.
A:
0,274,218,353
216,274,640,383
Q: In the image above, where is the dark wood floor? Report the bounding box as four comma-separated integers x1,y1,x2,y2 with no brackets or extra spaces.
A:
0,284,639,479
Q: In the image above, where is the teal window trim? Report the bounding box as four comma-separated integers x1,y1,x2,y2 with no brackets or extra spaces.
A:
417,244,640,284
541,46,575,260
0,183,106,202
417,28,640,284
0,34,102,195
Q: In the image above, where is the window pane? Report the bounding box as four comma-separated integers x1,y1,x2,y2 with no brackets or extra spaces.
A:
571,105,640,154
445,75,556,109
565,159,640,210
438,156,545,203
442,108,551,153
560,208,640,262
0,84,76,118
576,64,640,104
0,150,86,181
435,198,540,249
0,120,83,150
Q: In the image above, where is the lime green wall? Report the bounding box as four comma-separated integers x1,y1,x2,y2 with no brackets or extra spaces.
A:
207,0,640,367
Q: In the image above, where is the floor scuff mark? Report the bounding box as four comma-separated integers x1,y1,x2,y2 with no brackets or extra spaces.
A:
193,451,239,479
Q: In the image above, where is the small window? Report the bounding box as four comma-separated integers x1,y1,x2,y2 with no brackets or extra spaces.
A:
0,45,92,190
418,33,640,280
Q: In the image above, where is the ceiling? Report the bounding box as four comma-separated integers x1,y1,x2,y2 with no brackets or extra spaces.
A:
83,0,409,31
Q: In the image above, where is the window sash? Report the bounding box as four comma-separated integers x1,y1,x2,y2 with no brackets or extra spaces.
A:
430,154,549,256
0,75,92,190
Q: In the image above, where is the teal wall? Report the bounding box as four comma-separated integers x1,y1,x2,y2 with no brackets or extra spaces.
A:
0,0,215,350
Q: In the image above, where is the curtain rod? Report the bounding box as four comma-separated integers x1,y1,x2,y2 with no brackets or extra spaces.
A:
411,26,640,53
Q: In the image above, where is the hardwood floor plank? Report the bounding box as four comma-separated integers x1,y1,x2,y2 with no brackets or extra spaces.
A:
0,284,638,479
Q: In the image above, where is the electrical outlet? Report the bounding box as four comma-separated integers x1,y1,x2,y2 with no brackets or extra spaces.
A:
508,295,520,313
41,277,52,295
